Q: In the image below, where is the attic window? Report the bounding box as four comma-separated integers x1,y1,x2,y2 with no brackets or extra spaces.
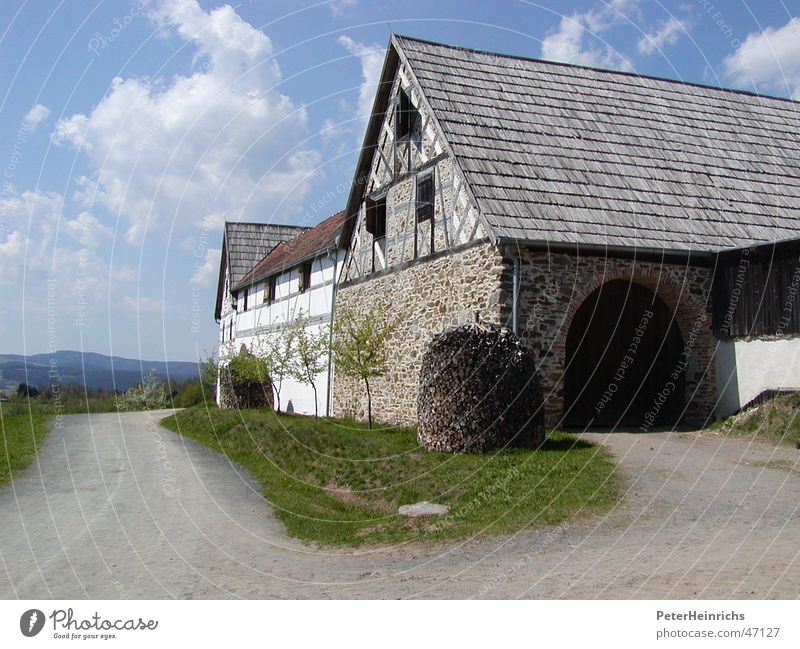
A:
265,276,277,304
365,196,387,239
416,173,434,222
298,262,312,293
395,88,418,139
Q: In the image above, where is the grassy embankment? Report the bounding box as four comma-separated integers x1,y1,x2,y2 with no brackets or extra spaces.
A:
707,393,800,447
0,409,49,487
162,407,621,546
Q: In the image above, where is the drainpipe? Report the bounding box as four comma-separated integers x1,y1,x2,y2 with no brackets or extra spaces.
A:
510,250,520,335
325,247,338,417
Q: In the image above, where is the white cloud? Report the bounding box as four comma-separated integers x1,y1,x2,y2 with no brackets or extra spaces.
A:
637,16,690,55
723,17,800,99
0,190,112,283
338,35,384,129
53,0,321,245
540,3,635,71
330,0,357,17
23,104,51,132
191,247,221,287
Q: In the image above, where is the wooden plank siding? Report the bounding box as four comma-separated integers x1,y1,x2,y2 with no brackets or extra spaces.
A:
713,239,800,339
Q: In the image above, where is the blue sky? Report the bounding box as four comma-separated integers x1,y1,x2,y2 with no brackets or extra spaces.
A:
1,0,798,362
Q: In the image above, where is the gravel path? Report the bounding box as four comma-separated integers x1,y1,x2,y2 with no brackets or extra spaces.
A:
1,411,798,599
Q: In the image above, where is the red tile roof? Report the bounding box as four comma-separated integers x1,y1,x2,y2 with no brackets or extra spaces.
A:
235,211,344,289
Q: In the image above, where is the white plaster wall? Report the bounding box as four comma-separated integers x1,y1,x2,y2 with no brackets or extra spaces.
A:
217,251,343,415
715,336,800,417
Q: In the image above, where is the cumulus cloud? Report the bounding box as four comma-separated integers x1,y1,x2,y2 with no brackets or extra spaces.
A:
338,35,384,131
330,0,357,16
0,190,112,284
637,15,691,55
540,1,638,70
191,247,221,287
23,104,51,132
723,17,800,99
52,0,321,245
0,187,132,356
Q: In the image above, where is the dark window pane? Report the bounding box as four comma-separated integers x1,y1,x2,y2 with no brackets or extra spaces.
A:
395,89,418,139
416,174,434,222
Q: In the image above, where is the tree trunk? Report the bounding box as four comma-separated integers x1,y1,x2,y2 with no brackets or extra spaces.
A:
364,376,372,429
311,382,318,418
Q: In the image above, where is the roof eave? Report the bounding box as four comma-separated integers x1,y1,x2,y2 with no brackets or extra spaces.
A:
497,237,717,262
234,243,340,292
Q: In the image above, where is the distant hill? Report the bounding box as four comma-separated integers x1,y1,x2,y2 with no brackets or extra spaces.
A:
0,351,201,394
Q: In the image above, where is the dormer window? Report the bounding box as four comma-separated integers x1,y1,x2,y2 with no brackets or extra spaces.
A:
395,88,418,139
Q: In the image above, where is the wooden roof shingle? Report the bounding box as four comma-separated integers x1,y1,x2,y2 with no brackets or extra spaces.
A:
394,35,800,252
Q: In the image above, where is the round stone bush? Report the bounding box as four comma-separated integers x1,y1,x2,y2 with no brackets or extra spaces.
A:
417,323,544,453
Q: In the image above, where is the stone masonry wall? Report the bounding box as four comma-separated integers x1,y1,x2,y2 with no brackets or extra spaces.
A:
332,241,505,425
514,250,716,427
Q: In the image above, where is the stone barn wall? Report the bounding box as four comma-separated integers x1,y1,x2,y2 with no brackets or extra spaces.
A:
514,250,715,427
332,241,505,425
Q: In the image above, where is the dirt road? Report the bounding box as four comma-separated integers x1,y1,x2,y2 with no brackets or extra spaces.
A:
0,411,797,598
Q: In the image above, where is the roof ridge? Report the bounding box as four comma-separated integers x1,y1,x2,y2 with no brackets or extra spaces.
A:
225,221,310,228
392,33,800,107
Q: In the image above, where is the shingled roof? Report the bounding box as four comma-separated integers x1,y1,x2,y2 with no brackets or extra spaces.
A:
215,222,309,320
346,34,800,254
236,211,345,290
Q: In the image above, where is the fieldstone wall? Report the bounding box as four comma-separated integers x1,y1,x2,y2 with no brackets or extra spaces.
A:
332,241,505,425
514,250,716,427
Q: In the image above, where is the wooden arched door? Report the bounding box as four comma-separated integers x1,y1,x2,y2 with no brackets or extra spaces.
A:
564,280,685,428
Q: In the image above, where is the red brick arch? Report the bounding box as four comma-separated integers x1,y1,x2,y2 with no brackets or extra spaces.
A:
561,264,708,347
550,261,715,426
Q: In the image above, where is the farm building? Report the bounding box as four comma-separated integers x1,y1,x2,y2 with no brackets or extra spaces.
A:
331,34,800,429
215,212,345,415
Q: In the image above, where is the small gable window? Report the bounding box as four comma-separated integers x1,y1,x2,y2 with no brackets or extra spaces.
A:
265,276,277,304
298,262,312,293
416,173,434,222
395,88,419,139
365,196,387,239
242,288,249,312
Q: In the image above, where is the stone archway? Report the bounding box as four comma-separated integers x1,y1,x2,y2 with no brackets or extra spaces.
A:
563,280,685,427
553,262,714,428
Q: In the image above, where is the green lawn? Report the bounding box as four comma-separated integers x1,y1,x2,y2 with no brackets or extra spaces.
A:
162,407,621,546
708,393,800,447
0,411,50,487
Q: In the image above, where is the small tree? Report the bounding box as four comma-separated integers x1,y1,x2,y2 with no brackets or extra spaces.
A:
252,322,297,413
332,305,398,429
290,311,330,418
198,349,220,402
17,382,40,399
223,347,273,409
120,369,168,411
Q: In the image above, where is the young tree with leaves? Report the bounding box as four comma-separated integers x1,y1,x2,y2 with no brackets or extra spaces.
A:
332,304,399,429
289,311,330,418
252,322,297,413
